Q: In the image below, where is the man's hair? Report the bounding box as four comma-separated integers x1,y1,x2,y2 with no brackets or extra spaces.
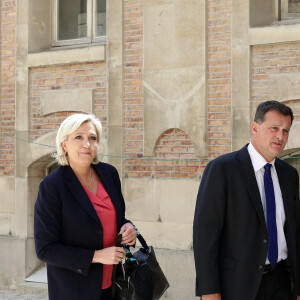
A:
254,100,294,124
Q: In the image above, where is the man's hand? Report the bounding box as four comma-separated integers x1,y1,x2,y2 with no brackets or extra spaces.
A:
202,293,221,300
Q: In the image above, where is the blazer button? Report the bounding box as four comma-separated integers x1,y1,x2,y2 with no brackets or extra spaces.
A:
263,239,268,244
258,265,264,271
77,268,83,274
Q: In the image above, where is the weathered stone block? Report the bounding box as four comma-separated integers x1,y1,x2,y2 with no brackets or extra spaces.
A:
286,121,300,150
159,179,199,224
144,67,206,156
0,214,11,235
124,179,160,222
155,249,198,300
41,89,93,116
0,177,15,214
133,221,192,250
269,74,300,101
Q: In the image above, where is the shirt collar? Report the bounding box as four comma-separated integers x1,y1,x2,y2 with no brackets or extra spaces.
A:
247,142,275,172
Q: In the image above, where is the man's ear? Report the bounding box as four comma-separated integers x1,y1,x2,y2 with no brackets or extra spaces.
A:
251,121,258,135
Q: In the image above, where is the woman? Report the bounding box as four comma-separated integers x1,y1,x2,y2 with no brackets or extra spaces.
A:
34,114,137,300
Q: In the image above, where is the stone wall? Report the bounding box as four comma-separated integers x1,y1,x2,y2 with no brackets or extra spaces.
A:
29,62,108,141
1,0,300,299
0,0,16,176
251,42,300,149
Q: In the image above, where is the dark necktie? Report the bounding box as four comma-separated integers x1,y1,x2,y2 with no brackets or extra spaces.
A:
264,163,278,267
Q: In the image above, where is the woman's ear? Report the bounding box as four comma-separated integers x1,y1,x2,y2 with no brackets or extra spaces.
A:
61,141,67,153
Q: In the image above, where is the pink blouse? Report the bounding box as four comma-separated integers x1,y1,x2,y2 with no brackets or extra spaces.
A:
83,181,117,289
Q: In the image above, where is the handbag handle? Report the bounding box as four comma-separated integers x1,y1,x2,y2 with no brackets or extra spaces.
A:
133,224,149,251
112,225,144,297
116,225,149,251
136,231,149,251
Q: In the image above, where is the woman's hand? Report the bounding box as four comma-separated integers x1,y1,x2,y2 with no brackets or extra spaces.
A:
119,222,137,246
92,247,125,264
202,294,221,300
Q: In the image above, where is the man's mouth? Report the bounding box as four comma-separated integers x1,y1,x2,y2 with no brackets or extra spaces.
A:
272,141,283,147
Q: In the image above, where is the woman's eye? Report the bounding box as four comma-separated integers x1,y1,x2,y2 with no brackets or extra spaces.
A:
90,136,97,141
75,135,82,139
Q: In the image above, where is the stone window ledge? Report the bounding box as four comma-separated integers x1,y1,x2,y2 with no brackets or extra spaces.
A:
249,23,300,45
27,45,105,68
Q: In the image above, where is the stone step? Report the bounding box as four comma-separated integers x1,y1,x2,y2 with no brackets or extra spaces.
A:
16,282,48,298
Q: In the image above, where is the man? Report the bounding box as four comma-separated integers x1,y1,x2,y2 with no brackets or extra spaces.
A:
193,101,300,300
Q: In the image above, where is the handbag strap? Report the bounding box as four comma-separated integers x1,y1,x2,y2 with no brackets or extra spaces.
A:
111,265,117,297
133,224,149,251
111,233,122,297
136,233,149,251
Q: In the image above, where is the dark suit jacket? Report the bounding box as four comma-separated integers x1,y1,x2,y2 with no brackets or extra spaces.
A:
34,162,129,300
193,145,300,300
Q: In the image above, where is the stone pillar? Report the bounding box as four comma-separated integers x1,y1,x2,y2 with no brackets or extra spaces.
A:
232,0,251,150
106,0,124,175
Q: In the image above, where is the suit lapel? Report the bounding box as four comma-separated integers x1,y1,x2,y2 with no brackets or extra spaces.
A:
236,145,267,230
275,159,293,227
63,166,101,226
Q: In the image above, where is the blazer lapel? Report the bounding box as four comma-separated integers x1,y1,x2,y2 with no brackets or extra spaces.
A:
236,145,267,230
63,166,101,226
94,163,123,230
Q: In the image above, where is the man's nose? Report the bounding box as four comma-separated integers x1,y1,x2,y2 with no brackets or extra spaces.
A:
276,130,284,140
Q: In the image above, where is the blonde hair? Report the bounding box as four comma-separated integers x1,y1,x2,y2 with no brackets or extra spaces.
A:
54,114,102,166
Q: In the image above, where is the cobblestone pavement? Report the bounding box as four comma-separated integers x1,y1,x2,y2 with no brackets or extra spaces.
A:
0,290,47,300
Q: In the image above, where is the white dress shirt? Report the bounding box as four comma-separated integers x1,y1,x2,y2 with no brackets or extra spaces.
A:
247,143,287,264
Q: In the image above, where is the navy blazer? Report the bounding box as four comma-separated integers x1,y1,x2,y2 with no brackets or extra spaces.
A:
193,145,300,300
34,162,129,300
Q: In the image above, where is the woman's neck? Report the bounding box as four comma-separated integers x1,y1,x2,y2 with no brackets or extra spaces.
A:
70,163,91,179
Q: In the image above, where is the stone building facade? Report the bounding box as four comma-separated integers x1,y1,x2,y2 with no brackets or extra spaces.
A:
0,0,300,299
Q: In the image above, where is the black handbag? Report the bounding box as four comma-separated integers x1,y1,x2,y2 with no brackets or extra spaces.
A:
112,230,169,300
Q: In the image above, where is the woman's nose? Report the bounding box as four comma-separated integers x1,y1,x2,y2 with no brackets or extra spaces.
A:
83,139,90,147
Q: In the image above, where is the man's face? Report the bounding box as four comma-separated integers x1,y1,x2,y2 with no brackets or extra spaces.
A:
251,110,292,162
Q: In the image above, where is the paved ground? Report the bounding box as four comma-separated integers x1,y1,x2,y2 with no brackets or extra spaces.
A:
0,290,47,300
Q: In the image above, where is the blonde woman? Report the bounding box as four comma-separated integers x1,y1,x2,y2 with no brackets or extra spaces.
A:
34,114,136,300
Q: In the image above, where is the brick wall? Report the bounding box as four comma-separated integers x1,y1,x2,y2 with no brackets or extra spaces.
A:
29,62,107,142
123,0,233,179
207,0,232,158
123,0,144,174
125,129,205,179
0,0,235,178
0,0,16,176
252,42,300,121
153,129,204,179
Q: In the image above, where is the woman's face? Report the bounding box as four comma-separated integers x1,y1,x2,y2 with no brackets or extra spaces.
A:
62,122,98,168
